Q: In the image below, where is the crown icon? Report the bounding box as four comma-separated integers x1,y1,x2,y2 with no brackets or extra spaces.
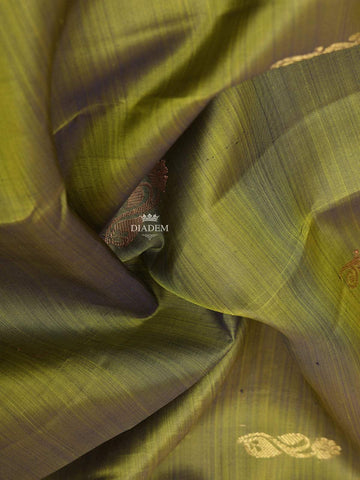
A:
141,213,159,222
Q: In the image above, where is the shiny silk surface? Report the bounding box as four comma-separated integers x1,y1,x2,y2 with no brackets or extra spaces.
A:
1,0,360,478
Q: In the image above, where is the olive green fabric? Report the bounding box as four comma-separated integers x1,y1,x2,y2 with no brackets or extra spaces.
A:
1,1,360,479
46,321,360,480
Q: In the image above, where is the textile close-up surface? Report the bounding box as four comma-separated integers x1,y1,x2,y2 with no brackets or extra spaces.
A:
1,0,360,479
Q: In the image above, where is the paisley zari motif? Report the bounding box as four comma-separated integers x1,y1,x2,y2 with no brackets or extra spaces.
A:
102,160,168,247
340,250,360,289
237,433,342,459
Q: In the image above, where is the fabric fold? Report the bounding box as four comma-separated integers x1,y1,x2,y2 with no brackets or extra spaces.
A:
1,1,360,478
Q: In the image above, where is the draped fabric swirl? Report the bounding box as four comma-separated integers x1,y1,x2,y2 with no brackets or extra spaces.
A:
1,1,360,479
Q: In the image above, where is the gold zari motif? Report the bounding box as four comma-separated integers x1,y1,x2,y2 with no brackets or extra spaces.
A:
103,160,168,247
237,433,341,459
271,33,360,69
340,250,360,288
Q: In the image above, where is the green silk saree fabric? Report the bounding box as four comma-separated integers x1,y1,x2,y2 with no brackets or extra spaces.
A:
1,0,360,478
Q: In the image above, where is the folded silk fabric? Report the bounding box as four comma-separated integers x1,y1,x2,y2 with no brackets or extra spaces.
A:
1,1,360,479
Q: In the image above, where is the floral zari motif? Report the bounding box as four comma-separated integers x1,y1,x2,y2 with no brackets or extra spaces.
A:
237,433,341,460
